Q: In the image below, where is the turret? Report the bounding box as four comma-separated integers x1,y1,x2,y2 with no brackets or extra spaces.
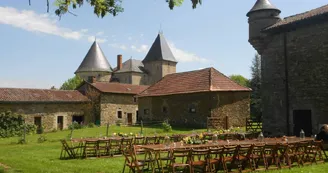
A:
75,40,112,82
247,0,281,54
142,32,177,85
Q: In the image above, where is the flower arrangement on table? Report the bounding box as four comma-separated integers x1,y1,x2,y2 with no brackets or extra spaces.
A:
183,135,203,145
113,132,135,137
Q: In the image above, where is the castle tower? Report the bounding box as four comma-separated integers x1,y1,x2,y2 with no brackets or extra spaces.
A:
247,0,281,54
142,32,177,85
75,40,112,82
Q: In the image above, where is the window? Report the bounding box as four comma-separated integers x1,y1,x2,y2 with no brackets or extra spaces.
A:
144,109,149,115
189,104,196,113
117,111,122,118
162,106,168,113
133,97,137,103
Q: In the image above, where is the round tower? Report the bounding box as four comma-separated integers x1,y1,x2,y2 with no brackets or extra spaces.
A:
247,0,281,53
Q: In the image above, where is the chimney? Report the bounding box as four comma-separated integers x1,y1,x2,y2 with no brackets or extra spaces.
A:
117,54,123,70
91,76,97,83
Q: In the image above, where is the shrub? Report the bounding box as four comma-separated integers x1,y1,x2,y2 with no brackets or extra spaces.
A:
162,120,172,132
87,123,95,128
68,121,83,130
0,111,37,138
37,135,47,143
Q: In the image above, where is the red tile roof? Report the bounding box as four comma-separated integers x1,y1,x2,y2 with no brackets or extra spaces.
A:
0,88,89,103
90,82,149,94
266,4,328,31
138,67,251,97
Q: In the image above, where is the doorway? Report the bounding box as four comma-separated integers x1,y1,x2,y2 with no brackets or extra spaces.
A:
57,116,63,130
34,117,41,128
127,113,133,125
293,110,312,137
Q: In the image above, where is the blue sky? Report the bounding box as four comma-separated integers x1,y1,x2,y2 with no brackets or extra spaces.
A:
0,0,327,89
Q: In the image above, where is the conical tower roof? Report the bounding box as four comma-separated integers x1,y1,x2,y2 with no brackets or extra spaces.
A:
75,41,112,73
142,32,177,63
247,0,281,17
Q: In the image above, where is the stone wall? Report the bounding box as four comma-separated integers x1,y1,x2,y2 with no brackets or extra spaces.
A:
259,20,328,136
143,60,177,85
0,102,91,132
100,93,138,125
76,71,111,82
113,72,132,84
138,91,250,128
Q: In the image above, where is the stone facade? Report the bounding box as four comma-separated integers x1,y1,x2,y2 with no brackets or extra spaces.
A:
112,72,144,85
143,61,177,85
77,71,111,82
100,93,138,125
0,103,91,132
247,1,328,136
138,92,250,128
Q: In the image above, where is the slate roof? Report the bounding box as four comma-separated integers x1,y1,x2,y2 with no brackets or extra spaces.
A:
265,4,328,31
247,0,280,17
0,88,89,103
142,33,177,63
90,82,149,95
138,67,251,97
75,41,112,73
114,59,144,73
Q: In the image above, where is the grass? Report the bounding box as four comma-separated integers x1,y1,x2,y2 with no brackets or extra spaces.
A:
0,125,327,173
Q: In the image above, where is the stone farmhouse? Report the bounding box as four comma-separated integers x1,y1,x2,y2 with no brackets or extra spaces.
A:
247,0,328,136
0,88,90,131
138,67,251,128
0,32,251,131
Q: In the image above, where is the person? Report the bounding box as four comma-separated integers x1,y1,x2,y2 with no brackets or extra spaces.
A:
316,124,328,141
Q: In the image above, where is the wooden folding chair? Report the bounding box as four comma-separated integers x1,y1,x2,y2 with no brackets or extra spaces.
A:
190,148,210,173
60,139,80,159
306,140,325,164
221,145,239,173
235,144,254,172
168,148,192,173
122,146,146,173
121,138,133,153
83,140,98,158
249,144,266,171
145,136,157,145
109,138,122,156
264,143,280,170
98,139,110,157
208,147,224,173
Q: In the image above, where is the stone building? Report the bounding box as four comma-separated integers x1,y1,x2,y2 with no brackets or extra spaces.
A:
137,68,251,128
0,88,90,131
75,32,177,86
247,0,328,136
77,81,148,126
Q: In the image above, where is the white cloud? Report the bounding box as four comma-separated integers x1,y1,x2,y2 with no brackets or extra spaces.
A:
168,41,208,63
87,36,107,43
131,44,149,53
109,43,127,50
0,7,83,40
81,29,88,33
96,31,104,36
128,36,132,40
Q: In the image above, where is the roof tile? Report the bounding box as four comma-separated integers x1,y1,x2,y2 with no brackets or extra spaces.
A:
90,82,149,94
138,67,251,97
0,88,89,102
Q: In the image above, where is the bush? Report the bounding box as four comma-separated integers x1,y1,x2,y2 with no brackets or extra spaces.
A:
68,121,83,130
162,120,172,132
37,135,47,143
0,111,37,138
87,123,95,128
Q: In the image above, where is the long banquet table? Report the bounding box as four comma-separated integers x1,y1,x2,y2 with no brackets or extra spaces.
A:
139,137,314,173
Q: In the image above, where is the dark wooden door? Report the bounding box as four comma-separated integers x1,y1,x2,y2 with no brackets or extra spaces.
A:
57,116,63,130
293,110,312,137
127,113,133,125
34,117,41,128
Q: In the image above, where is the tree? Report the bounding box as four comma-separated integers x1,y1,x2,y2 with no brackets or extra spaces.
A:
50,86,57,90
28,0,202,18
60,75,83,90
229,75,250,88
249,53,262,119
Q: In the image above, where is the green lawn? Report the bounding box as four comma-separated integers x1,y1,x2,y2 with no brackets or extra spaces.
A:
0,125,327,173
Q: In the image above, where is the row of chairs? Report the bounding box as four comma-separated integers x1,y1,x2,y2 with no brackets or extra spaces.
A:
123,140,326,173
59,136,184,159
